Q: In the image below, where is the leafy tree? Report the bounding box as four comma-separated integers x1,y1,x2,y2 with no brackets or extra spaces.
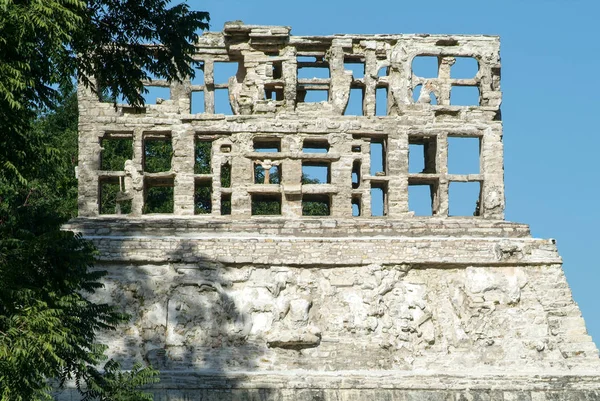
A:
0,0,210,399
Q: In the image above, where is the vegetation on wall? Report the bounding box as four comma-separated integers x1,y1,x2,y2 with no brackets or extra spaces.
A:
0,0,209,399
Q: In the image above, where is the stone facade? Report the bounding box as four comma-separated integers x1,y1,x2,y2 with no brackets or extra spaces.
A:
62,23,600,400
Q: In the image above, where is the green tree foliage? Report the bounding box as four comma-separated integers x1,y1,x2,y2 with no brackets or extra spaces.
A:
0,0,209,399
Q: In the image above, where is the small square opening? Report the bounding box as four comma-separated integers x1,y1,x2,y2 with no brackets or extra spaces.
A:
302,162,330,184
213,62,239,84
448,136,480,175
251,194,282,216
254,138,281,152
450,85,480,106
101,136,133,171
303,139,329,153
143,178,174,214
344,59,365,79
412,56,439,78
99,177,131,215
144,136,172,173
194,180,212,214
449,181,481,216
302,194,330,216
451,57,479,79
195,138,212,174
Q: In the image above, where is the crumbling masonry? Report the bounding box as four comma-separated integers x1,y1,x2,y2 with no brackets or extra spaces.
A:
63,23,600,400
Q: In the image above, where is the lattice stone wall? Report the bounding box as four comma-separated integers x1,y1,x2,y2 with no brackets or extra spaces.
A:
64,23,600,401
77,22,503,220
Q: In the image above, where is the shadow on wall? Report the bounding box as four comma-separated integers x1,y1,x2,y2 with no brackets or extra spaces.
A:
91,239,265,395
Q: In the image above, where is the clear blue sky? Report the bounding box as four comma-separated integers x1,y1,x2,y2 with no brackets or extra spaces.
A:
183,0,600,345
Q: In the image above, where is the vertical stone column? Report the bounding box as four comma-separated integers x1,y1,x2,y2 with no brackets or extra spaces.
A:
361,138,372,217
436,133,449,216
438,56,454,106
387,133,408,217
363,46,378,116
281,46,297,112
130,128,145,216
480,126,505,219
204,60,215,114
330,134,352,218
282,135,302,217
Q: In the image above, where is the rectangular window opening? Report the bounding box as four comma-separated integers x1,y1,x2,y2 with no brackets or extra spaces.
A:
352,196,361,217
143,136,172,173
264,87,284,101
302,139,329,153
375,87,387,116
352,160,361,189
251,194,282,216
302,162,330,184
254,137,281,152
298,89,329,103
191,91,205,114
271,60,283,79
449,181,481,216
448,136,480,174
345,88,364,116
191,61,204,85
221,162,231,188
297,56,330,79
99,177,132,215
194,138,212,174
214,88,233,115
221,193,231,215
254,163,281,184
450,85,480,106
409,136,437,174
143,178,174,214
344,60,365,79
213,62,239,84
369,138,387,175
351,145,361,153
101,136,133,171
451,57,479,79
408,183,436,216
142,85,170,105
370,183,387,217
194,180,212,214
412,56,439,78
302,194,330,216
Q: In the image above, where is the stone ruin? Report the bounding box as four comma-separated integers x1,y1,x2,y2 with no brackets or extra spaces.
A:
62,23,600,400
